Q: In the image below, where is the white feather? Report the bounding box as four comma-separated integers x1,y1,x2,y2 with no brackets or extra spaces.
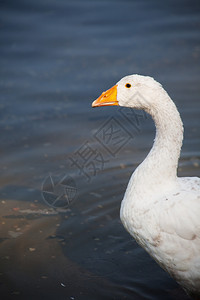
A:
116,75,200,299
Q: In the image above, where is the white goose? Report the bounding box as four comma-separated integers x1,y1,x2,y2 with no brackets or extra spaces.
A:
92,75,200,299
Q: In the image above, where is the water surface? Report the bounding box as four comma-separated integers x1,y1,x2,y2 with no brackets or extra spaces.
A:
0,0,200,299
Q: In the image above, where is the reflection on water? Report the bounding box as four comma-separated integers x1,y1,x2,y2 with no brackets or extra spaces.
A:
0,0,200,299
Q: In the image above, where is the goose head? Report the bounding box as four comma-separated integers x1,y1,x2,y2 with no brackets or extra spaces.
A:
92,74,164,111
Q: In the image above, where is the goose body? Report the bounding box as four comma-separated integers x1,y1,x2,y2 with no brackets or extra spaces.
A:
92,75,200,299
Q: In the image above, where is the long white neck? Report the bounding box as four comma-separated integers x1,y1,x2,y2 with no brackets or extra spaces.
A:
126,91,183,199
144,96,183,181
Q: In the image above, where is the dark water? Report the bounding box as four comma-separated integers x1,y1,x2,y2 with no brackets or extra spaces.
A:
0,0,200,299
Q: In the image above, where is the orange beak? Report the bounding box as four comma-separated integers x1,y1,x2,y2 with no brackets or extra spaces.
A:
92,85,118,107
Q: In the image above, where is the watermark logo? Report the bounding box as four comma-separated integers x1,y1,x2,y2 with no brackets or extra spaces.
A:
41,92,149,207
69,141,108,182
41,174,77,208
94,116,132,157
119,107,148,131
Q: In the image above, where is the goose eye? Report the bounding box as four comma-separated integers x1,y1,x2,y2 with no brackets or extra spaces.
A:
125,83,131,88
